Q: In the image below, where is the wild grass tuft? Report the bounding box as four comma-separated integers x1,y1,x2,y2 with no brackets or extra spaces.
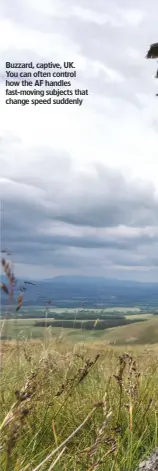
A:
0,341,157,470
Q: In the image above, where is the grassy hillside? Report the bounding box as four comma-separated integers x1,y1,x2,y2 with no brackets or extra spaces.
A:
1,316,158,345
100,318,158,345
0,340,158,470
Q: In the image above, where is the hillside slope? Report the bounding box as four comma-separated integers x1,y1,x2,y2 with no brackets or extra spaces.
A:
101,318,158,345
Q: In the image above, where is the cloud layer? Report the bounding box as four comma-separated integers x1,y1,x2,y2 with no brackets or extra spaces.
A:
1,0,158,280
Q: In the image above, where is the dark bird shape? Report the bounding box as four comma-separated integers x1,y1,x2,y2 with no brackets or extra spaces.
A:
24,281,36,285
20,286,27,292
146,43,158,59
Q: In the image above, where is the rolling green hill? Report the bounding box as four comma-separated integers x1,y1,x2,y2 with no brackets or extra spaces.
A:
101,318,158,345
1,316,158,345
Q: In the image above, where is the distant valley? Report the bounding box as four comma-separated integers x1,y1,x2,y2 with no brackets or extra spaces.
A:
1,275,158,310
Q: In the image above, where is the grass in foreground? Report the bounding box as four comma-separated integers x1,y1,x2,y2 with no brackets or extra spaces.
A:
0,339,158,470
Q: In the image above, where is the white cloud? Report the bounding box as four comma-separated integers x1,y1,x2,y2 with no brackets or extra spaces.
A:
1,0,158,279
120,9,145,26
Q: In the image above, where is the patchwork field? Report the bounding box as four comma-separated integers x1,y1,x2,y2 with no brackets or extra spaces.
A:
1,315,158,345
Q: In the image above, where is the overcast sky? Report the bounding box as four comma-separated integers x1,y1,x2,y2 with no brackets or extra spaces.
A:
0,0,158,281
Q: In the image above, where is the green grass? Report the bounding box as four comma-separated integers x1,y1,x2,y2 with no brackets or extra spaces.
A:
1,316,158,345
100,318,158,345
0,340,158,470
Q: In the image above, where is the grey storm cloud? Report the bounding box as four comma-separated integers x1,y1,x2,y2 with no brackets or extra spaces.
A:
1,145,158,229
1,0,158,279
1,141,158,273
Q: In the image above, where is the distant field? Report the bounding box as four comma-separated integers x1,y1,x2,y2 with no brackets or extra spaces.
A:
1,316,158,344
0,318,100,342
21,306,141,314
98,307,141,312
125,313,153,320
